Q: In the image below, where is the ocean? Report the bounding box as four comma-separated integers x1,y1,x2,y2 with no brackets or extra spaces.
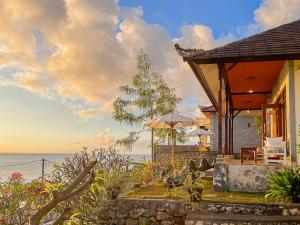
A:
0,153,151,182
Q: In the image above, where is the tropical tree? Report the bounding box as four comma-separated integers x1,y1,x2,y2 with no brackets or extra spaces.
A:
113,50,182,162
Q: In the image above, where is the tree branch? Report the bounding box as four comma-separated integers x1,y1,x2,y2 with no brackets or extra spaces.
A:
29,159,97,225
52,207,72,225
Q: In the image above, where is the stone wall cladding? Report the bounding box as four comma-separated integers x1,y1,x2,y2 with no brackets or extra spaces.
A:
212,163,284,192
95,199,300,225
211,114,261,155
227,164,282,192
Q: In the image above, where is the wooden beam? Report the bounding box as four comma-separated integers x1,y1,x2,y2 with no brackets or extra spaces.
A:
188,61,218,110
233,108,262,111
226,62,238,72
217,63,223,156
232,110,242,118
231,91,271,96
221,63,233,108
186,53,300,64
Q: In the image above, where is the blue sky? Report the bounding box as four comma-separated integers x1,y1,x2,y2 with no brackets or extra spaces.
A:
119,0,260,37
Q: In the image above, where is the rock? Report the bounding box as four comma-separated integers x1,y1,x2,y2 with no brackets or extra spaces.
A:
289,208,300,216
161,221,174,225
156,211,172,221
126,218,138,225
117,211,128,219
129,208,145,219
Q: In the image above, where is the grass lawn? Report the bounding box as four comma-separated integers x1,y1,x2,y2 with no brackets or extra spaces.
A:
127,180,271,203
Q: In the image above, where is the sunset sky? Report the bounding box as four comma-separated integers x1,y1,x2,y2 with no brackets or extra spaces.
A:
0,0,300,154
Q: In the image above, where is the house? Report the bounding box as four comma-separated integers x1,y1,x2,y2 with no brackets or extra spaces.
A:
176,19,300,192
200,105,261,158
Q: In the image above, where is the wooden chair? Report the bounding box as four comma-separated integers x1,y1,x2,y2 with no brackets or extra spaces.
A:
264,137,287,165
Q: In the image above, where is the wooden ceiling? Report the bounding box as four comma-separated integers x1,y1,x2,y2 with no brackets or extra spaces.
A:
226,61,284,109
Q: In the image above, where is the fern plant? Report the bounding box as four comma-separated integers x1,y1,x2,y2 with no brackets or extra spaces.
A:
266,167,300,203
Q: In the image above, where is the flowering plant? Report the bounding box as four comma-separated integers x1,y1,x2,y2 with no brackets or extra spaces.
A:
8,172,23,182
0,172,46,225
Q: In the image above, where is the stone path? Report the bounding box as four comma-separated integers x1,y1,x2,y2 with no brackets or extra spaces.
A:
185,212,300,225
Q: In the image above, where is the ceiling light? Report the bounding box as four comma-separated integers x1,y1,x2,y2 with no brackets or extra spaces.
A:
245,76,256,80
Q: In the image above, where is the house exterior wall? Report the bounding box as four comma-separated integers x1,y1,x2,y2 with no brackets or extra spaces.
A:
270,61,298,164
210,113,261,156
294,60,300,165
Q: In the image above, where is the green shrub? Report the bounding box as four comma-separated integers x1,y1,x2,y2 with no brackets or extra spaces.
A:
266,167,300,203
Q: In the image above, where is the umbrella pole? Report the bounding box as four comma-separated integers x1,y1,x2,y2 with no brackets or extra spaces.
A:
171,127,175,170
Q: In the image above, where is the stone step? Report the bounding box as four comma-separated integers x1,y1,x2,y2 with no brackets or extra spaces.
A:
204,168,214,177
185,213,300,225
200,168,214,180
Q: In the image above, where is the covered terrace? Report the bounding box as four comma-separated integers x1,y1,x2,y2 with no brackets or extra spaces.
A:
176,19,300,165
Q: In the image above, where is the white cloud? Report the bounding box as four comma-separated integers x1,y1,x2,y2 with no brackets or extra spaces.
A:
1,0,299,124
55,128,116,151
254,0,300,30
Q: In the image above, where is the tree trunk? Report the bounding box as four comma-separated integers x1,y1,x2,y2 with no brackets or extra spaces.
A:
151,128,155,177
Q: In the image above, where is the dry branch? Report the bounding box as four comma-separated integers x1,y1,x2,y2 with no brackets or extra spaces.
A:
29,159,97,225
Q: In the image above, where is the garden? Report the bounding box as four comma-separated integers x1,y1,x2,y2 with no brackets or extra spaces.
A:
0,148,299,225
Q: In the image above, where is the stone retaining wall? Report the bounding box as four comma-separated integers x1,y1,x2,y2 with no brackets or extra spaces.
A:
213,163,284,192
96,199,300,225
97,199,187,225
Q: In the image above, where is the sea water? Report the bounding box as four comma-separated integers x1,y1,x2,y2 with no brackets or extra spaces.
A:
0,153,150,182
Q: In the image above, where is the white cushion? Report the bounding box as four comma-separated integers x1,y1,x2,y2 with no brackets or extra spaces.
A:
265,137,283,147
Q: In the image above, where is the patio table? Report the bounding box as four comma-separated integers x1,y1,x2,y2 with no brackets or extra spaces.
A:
240,147,257,164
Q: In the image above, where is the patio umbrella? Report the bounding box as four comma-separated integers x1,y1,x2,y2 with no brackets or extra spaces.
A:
145,112,196,169
186,128,210,137
186,128,210,157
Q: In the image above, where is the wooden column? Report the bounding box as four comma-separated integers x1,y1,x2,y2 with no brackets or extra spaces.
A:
225,94,229,155
230,110,234,155
217,64,223,156
229,110,232,155
262,105,266,147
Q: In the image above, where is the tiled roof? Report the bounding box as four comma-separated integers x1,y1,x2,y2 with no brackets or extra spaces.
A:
177,19,300,64
200,105,216,112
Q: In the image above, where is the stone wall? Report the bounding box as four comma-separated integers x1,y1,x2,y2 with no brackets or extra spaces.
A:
95,199,300,225
154,145,200,163
154,145,217,164
96,199,187,225
211,113,261,155
213,164,283,192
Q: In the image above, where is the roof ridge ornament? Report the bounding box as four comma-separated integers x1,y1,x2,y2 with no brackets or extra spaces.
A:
174,43,204,58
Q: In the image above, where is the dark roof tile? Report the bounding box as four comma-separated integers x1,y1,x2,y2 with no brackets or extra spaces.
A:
178,19,300,63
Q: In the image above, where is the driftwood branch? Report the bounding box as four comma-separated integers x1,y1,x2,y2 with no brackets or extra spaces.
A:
29,159,97,225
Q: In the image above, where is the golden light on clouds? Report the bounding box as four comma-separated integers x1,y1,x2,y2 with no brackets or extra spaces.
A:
0,0,299,152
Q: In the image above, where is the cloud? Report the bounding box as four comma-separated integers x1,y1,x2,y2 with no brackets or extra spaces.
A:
76,100,114,119
1,0,299,123
0,71,54,97
254,0,300,30
54,128,116,151
0,0,225,119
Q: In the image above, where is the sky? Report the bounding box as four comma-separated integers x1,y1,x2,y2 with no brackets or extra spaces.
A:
0,0,300,154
